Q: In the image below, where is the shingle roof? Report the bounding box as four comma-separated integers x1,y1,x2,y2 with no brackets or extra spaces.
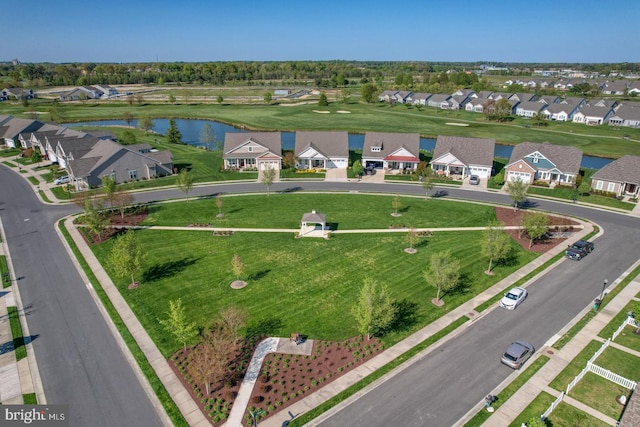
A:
576,105,612,118
517,101,547,112
362,132,419,159
294,131,348,158
609,105,640,122
223,132,282,157
0,117,45,139
508,142,582,174
592,155,640,185
432,136,495,167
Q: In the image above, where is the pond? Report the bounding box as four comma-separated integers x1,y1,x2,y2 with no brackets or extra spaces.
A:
66,118,612,170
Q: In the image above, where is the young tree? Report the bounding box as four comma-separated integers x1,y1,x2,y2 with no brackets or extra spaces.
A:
107,229,146,287
231,254,245,281
159,298,198,351
481,220,512,273
177,168,194,201
351,160,363,177
351,278,395,339
318,92,328,106
168,94,176,104
190,339,216,395
360,83,378,103
123,111,134,127
282,152,296,170
406,228,419,251
521,212,550,248
525,416,548,427
112,190,134,219
216,193,224,217
421,167,437,197
341,89,351,104
493,98,513,122
31,150,42,166
101,175,117,209
166,118,183,144
392,194,402,216
263,92,272,104
121,130,137,145
425,250,461,304
505,178,528,210
261,167,276,195
83,197,108,242
218,306,246,346
217,95,224,104
138,114,155,134
199,122,215,150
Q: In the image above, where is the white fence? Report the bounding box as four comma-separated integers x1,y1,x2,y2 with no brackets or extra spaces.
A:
542,315,638,420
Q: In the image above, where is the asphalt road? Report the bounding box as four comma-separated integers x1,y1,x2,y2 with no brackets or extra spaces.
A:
2,175,638,427
0,166,163,427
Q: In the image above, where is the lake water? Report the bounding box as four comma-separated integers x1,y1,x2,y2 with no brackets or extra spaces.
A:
66,118,612,170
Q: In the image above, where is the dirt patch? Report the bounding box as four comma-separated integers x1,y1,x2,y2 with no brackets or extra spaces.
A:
495,206,580,253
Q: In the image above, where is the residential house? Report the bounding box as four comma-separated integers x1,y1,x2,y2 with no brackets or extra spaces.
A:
516,101,547,118
490,92,513,101
543,103,581,122
59,86,104,101
66,138,173,190
572,106,613,125
628,81,640,96
430,136,495,179
475,90,494,99
0,116,45,148
465,97,493,113
504,142,582,186
588,98,618,110
601,81,628,95
93,84,118,98
560,97,586,108
1,88,36,100
590,155,640,198
427,94,452,109
509,93,538,103
361,132,420,173
407,93,432,105
448,94,470,110
21,124,87,159
378,90,398,103
608,105,640,128
393,91,413,104
294,131,349,169
452,89,476,98
222,132,282,172
537,95,560,105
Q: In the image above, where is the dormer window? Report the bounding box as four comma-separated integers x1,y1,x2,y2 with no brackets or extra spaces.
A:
248,146,253,152
371,145,382,152
532,157,538,163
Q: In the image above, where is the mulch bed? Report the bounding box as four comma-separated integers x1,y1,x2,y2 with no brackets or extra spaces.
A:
75,207,149,245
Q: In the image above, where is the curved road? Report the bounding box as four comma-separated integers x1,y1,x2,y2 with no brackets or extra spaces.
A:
2,173,639,427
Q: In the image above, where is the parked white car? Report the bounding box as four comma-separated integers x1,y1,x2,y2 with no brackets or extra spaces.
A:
54,175,70,185
499,287,528,310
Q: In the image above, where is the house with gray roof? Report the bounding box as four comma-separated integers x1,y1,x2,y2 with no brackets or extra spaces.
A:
516,101,547,118
1,88,36,100
407,92,432,105
601,81,628,95
538,95,560,105
0,116,45,148
448,94,470,110
475,91,494,99
465,97,493,113
504,142,582,187
65,138,173,190
608,105,640,128
361,132,420,174
430,136,495,179
510,93,538,103
294,131,348,170
21,124,87,159
590,155,640,198
427,94,452,109
572,105,613,125
560,96,586,108
378,90,398,103
543,103,581,122
223,132,282,172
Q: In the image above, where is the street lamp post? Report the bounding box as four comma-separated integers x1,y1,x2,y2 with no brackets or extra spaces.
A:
249,409,264,427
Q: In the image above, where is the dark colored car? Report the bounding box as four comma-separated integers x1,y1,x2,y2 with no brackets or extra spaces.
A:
565,240,595,261
501,340,534,369
365,164,376,175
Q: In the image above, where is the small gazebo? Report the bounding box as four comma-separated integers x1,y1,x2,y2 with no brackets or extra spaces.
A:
299,210,328,238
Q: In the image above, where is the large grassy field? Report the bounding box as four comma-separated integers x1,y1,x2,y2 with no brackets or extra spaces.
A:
90,194,538,357
3,97,639,158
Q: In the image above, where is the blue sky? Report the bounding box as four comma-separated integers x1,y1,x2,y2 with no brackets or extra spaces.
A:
5,0,639,63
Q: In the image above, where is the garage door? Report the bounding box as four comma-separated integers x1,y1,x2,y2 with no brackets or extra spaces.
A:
507,171,530,182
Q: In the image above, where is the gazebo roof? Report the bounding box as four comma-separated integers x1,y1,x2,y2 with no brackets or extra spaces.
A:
301,211,326,223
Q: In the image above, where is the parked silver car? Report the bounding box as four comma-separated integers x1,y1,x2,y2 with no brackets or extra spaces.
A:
54,175,70,185
469,175,480,185
499,287,528,310
501,340,534,369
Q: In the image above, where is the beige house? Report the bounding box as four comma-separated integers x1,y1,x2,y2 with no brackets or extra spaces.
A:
505,142,582,186
223,132,282,172
590,155,640,198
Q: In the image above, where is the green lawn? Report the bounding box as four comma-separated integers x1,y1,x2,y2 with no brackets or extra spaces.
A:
511,391,610,427
567,372,631,420
549,340,602,391
8,306,27,361
1,255,10,289
142,193,499,229
527,186,635,211
91,207,537,357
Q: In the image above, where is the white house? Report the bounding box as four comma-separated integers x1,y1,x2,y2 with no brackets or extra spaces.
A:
294,131,349,170
361,132,420,173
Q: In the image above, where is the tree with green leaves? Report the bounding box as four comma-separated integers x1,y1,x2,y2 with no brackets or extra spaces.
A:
31,150,42,166
107,229,146,287
82,197,108,242
531,111,548,127
217,95,224,104
578,179,591,196
493,98,513,122
199,122,215,150
425,250,461,304
121,130,137,145
101,175,117,209
264,92,272,104
318,92,328,106
406,228,419,252
421,166,437,196
282,152,296,170
392,194,402,216
261,167,276,195
505,178,528,210
112,190,134,219
351,160,363,177
231,254,245,281
521,212,550,248
482,220,512,273
168,94,176,104
138,114,154,134
159,298,198,351
361,83,378,103
177,168,194,201
351,278,395,340
525,416,548,427
166,118,182,144
123,111,134,127
341,89,351,104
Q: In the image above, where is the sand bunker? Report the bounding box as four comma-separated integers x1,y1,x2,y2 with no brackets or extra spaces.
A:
445,122,469,126
337,110,351,114
312,110,331,114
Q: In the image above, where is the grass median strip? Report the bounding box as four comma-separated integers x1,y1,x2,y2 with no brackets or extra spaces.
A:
8,306,27,361
1,255,10,289
58,219,188,427
289,316,468,426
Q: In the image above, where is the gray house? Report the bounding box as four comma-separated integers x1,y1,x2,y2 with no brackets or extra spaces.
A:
430,136,495,179
361,132,420,174
608,105,640,128
223,132,282,172
590,155,640,198
294,131,349,169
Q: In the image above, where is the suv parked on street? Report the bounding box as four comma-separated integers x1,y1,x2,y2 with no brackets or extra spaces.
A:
565,240,594,261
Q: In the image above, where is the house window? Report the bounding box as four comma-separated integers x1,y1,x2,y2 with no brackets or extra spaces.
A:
248,146,253,152
607,182,615,192
596,180,603,190
371,146,381,152
129,170,138,180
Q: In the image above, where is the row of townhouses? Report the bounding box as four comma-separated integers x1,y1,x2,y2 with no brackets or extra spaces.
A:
0,88,36,101
223,131,640,199
0,115,173,190
379,89,640,127
503,78,640,95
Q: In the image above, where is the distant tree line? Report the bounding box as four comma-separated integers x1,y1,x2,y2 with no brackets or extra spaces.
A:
2,61,638,89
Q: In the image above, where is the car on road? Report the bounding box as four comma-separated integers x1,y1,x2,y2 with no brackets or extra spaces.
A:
565,240,594,261
501,340,534,369
54,175,70,185
499,287,528,310
469,175,480,185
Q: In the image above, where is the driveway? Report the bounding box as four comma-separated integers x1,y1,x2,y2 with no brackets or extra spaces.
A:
324,167,347,181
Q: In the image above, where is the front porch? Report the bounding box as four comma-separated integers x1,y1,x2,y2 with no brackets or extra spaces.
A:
297,158,327,170
225,157,257,171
